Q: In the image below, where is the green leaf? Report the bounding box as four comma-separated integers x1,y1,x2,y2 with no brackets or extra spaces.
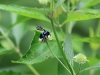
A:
82,0,100,8
54,0,65,11
73,37,100,44
62,9,100,25
0,4,50,22
81,62,100,73
0,71,23,75
13,41,62,64
63,33,74,66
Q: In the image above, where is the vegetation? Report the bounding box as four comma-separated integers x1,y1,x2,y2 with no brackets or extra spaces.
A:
0,0,100,75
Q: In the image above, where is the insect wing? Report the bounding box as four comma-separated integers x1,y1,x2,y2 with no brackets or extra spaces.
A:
36,25,45,31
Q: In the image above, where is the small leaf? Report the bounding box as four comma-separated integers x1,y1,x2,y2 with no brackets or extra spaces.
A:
0,4,50,22
81,62,100,72
82,0,100,8
0,71,23,75
13,41,62,64
54,0,65,11
73,37,100,44
63,33,74,66
62,9,100,25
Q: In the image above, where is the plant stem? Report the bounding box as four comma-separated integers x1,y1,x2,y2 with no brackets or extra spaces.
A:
76,64,82,75
50,0,76,74
0,28,40,75
46,41,71,74
50,18,75,75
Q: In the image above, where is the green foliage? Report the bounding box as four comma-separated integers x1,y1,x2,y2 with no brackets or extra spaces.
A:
0,4,50,22
13,31,62,64
62,9,100,25
0,0,100,75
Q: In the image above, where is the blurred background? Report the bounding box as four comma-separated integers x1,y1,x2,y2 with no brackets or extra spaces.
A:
0,0,100,75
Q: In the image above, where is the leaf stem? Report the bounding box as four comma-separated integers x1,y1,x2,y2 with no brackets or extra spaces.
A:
0,28,40,75
46,41,71,74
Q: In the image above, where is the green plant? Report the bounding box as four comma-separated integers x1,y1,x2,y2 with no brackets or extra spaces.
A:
0,0,100,75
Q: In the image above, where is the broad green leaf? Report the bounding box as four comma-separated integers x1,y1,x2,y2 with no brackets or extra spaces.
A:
13,41,62,64
81,62,100,73
54,0,65,11
0,71,23,75
0,44,13,55
73,37,100,44
63,33,74,66
81,0,100,8
62,9,100,25
0,4,50,22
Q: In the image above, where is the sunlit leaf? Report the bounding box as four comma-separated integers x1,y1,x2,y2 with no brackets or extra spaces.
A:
0,4,50,22
81,62,100,73
62,9,100,25
63,33,74,66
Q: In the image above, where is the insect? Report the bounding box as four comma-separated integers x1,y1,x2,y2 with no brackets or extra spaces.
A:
36,25,50,42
